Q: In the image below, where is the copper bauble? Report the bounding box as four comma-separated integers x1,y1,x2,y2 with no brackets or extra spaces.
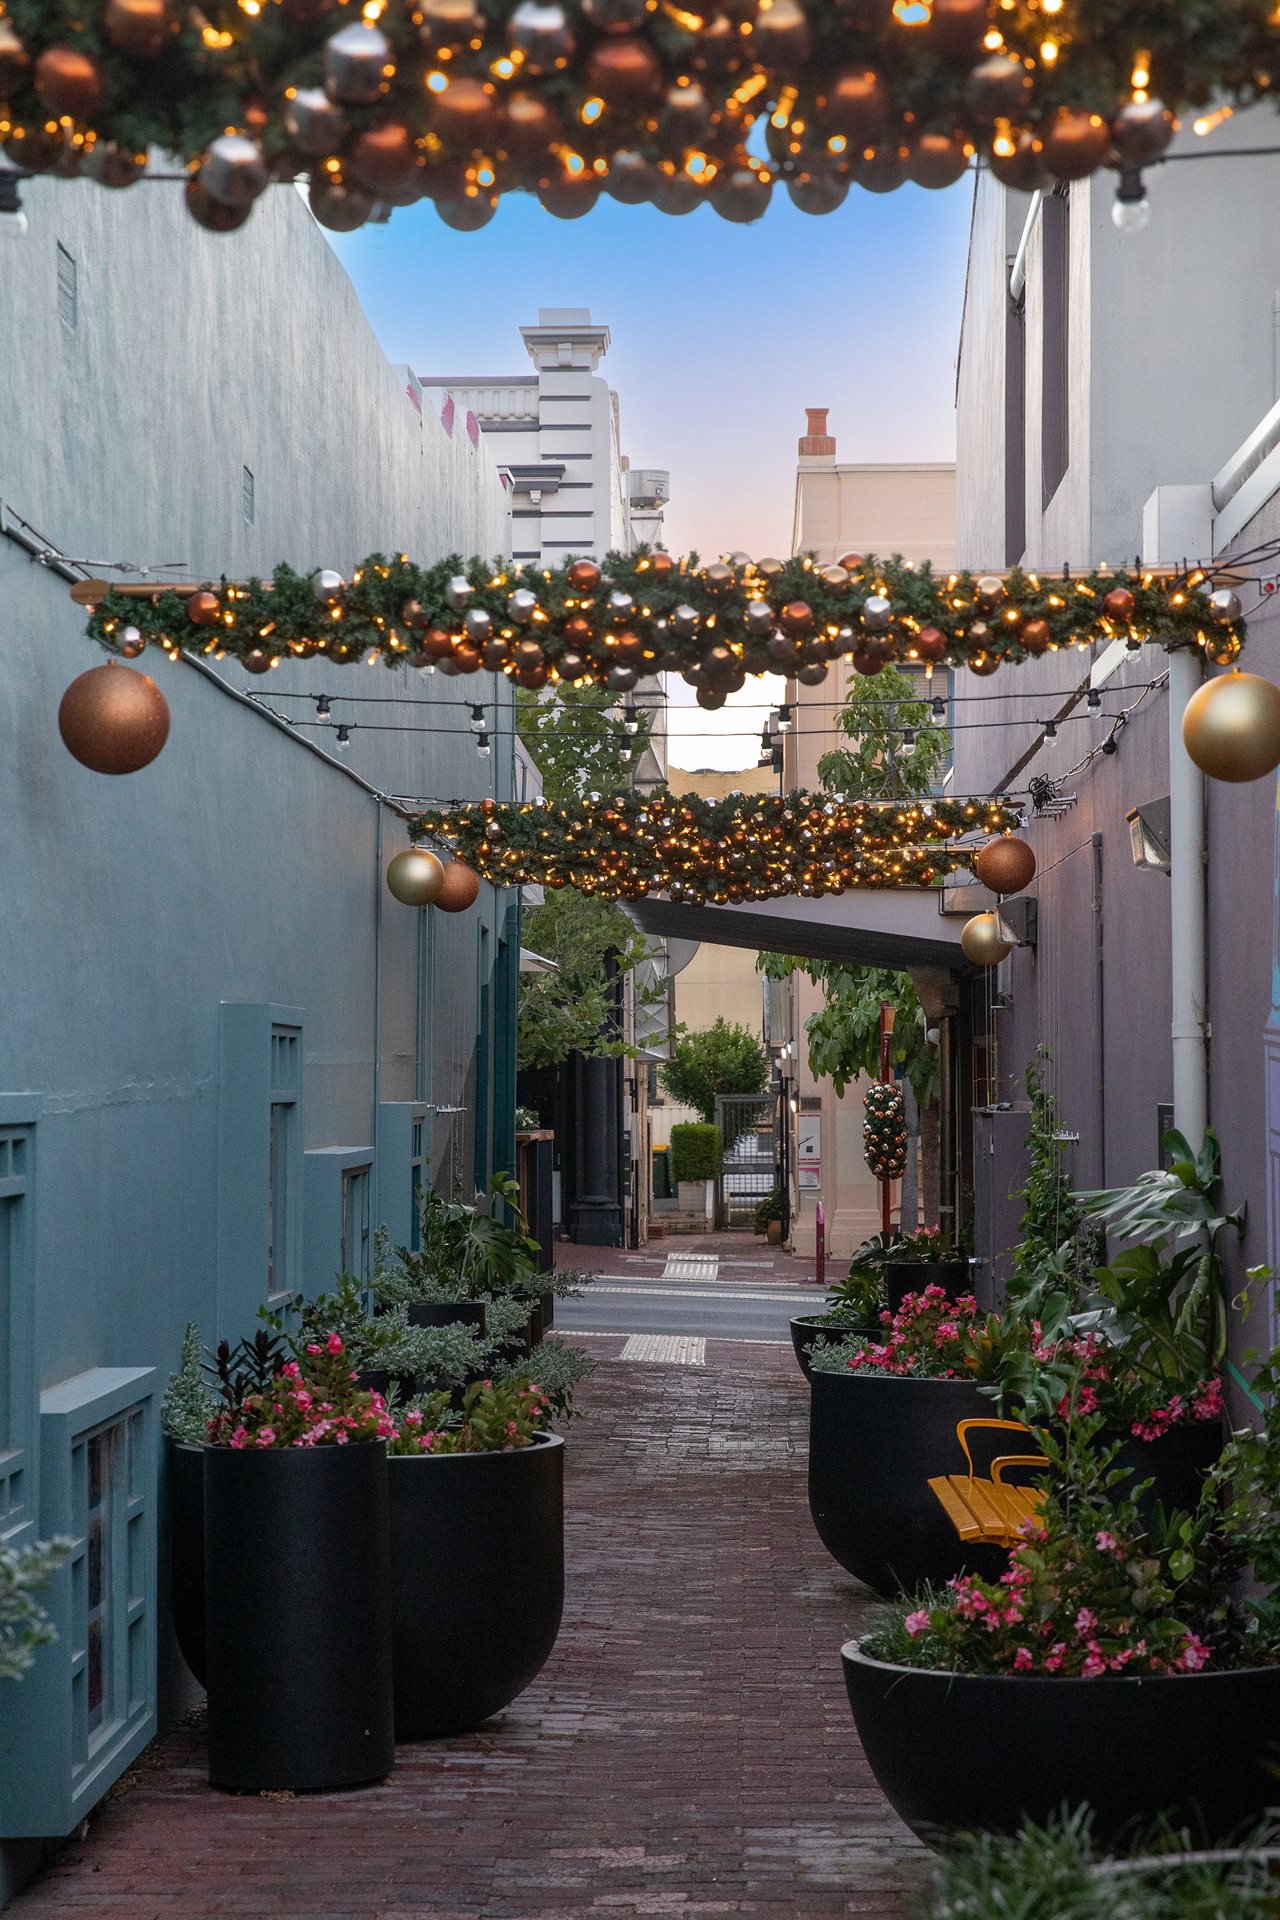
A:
36,46,104,118
965,52,1031,122
968,652,1000,676
435,187,498,230
787,169,849,216
509,2,576,73
309,176,375,231
817,69,888,142
387,847,446,905
0,21,30,93
587,36,661,106
855,145,911,194
752,0,810,68
83,141,147,189
711,163,772,223
435,860,481,911
324,22,392,105
188,591,222,627
105,0,172,57
975,836,1036,896
1111,99,1174,168
649,552,676,580
418,0,485,52
202,133,269,209
606,149,658,203
650,170,704,216
1021,618,1051,655
915,626,947,663
504,91,560,160
928,0,987,53
349,123,421,196
240,649,274,675
853,648,886,676
429,76,501,150
1103,586,1135,621
781,600,814,635
537,170,601,218
1042,108,1110,182
989,128,1049,192
185,177,253,231
567,559,602,592
658,81,713,151
960,911,1016,967
795,661,828,686
59,662,170,775
908,132,973,190
1182,670,1280,783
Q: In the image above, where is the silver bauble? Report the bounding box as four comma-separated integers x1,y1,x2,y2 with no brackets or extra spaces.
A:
508,1,575,73
862,594,892,631
673,604,699,638
745,601,774,636
202,134,268,209
324,22,392,105
316,569,346,604
445,574,473,611
464,607,493,643
609,589,634,619
508,588,537,625
285,86,349,156
1209,588,1243,624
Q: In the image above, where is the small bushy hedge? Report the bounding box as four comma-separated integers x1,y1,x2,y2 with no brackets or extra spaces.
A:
669,1122,722,1185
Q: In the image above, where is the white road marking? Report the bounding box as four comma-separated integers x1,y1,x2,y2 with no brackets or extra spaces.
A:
620,1334,707,1366
575,1284,817,1305
662,1254,720,1283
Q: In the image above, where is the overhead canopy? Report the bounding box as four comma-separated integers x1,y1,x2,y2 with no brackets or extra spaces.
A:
518,948,559,975
629,887,971,973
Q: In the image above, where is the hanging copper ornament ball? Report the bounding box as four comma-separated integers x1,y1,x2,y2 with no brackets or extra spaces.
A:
1111,99,1174,168
854,145,911,194
435,860,481,911
650,552,676,581
387,847,446,906
816,69,888,143
965,53,1032,123
35,46,104,118
324,22,393,105
1021,618,1051,655
504,91,561,162
853,648,886,677
187,591,222,627
711,163,772,224
587,36,661,106
435,186,498,230
989,128,1049,193
349,123,422,196
787,169,849,216
185,177,253,232
83,142,147,189
606,150,659,205
567,559,602,592
0,21,30,93
752,0,811,68
509,1,576,73
59,662,170,775
418,0,485,53
537,169,601,218
795,661,828,687
781,600,814,635
1182,670,1280,783
309,176,375,231
650,170,704,216
975,836,1036,896
960,911,1016,967
915,626,947,663
658,81,713,152
969,652,1000,676
105,0,172,58
1103,585,1135,621
908,133,973,191
927,0,987,53
1209,632,1244,668
976,574,1004,607
1042,108,1110,183
428,76,502,151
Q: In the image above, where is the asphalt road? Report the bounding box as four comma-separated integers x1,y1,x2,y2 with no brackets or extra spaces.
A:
556,1277,821,1344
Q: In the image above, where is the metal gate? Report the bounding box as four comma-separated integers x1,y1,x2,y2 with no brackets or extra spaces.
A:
715,1090,780,1229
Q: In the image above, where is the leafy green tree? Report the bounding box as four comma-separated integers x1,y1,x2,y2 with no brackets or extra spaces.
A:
817,661,950,799
659,1017,770,1124
1,1539,69,1682
516,684,662,1070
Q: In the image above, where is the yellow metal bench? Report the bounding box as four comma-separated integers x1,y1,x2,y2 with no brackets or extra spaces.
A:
928,1418,1049,1548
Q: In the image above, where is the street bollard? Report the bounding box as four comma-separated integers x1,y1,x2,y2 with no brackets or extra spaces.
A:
815,1198,825,1294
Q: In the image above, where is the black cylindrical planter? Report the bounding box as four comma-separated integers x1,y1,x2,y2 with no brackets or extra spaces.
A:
167,1440,206,1687
407,1299,487,1337
842,1641,1280,1846
540,1288,555,1333
808,1372,1015,1596
1115,1418,1224,1516
390,1434,564,1739
885,1260,970,1316
204,1442,395,1792
789,1315,878,1383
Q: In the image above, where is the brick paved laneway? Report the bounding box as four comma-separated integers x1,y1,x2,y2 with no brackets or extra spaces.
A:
11,1344,926,1919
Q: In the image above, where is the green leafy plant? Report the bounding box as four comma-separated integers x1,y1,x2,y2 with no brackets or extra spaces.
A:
0,1538,71,1683
659,1017,769,1124
514,1105,541,1133
752,1186,784,1236
668,1122,722,1185
161,1322,218,1445
206,1336,395,1450
374,1175,546,1309
1009,1052,1101,1303
493,1338,597,1422
390,1377,551,1455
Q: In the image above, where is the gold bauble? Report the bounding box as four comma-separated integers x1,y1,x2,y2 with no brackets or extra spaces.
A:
434,860,481,911
105,0,172,58
387,847,446,906
35,46,104,118
1182,670,1280,783
58,661,170,775
960,911,1015,967
974,836,1036,896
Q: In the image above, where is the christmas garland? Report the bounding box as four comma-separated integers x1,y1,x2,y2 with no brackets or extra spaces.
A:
863,1082,908,1182
407,788,1020,902
85,550,1247,697
2,3,1277,230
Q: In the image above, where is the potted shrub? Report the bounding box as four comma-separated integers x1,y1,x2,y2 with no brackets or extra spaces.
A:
883,1224,970,1316
790,1232,893,1381
842,1382,1280,1846
201,1330,396,1793
669,1122,721,1222
388,1376,565,1739
753,1186,784,1246
161,1323,217,1686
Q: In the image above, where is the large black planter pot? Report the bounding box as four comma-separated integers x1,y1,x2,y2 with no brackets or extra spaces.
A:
407,1299,487,1338
789,1315,878,1383
389,1434,564,1739
167,1440,206,1687
841,1641,1280,1846
808,1373,1014,1597
1115,1418,1224,1517
204,1442,395,1792
885,1260,970,1316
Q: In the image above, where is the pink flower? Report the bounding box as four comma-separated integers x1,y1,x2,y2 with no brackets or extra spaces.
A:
1095,1531,1118,1553
1178,1635,1211,1673
1081,1649,1107,1679
281,1361,301,1380
1043,1643,1066,1673
256,1427,276,1447
1074,1608,1096,1637
326,1332,344,1355
1012,1647,1034,1672
904,1610,930,1639
293,1390,313,1411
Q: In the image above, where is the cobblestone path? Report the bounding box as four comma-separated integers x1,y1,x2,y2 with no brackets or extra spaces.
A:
10,1342,926,1919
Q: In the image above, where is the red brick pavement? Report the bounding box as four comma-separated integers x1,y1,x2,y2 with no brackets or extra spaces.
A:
10,1345,926,1920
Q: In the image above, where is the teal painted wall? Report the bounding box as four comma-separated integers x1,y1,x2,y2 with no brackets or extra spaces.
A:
0,176,518,1886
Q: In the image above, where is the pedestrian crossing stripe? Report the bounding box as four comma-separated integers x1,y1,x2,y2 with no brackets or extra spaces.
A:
619,1334,707,1366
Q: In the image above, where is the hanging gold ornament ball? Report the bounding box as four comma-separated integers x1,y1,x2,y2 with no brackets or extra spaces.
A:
104,0,172,58
434,860,481,912
35,45,104,118
58,661,170,775
975,835,1036,896
387,847,446,906
1182,670,1280,782
187,590,222,627
960,911,1016,967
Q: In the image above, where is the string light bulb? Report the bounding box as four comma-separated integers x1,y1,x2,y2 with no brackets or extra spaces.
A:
316,694,332,724
0,171,27,240
1112,168,1151,233
335,723,352,753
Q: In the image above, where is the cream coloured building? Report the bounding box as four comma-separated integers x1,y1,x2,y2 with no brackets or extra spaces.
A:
783,411,957,1258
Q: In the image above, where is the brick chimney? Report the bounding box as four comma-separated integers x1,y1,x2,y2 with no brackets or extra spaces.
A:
798,407,836,457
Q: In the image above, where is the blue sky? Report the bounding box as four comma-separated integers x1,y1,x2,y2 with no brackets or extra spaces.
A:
329,177,974,765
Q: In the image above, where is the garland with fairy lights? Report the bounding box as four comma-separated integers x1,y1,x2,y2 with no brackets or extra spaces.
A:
2,3,1278,235
84,549,1247,699
407,789,1020,903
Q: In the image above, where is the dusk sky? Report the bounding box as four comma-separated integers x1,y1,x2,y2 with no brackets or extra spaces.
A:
330,178,973,768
